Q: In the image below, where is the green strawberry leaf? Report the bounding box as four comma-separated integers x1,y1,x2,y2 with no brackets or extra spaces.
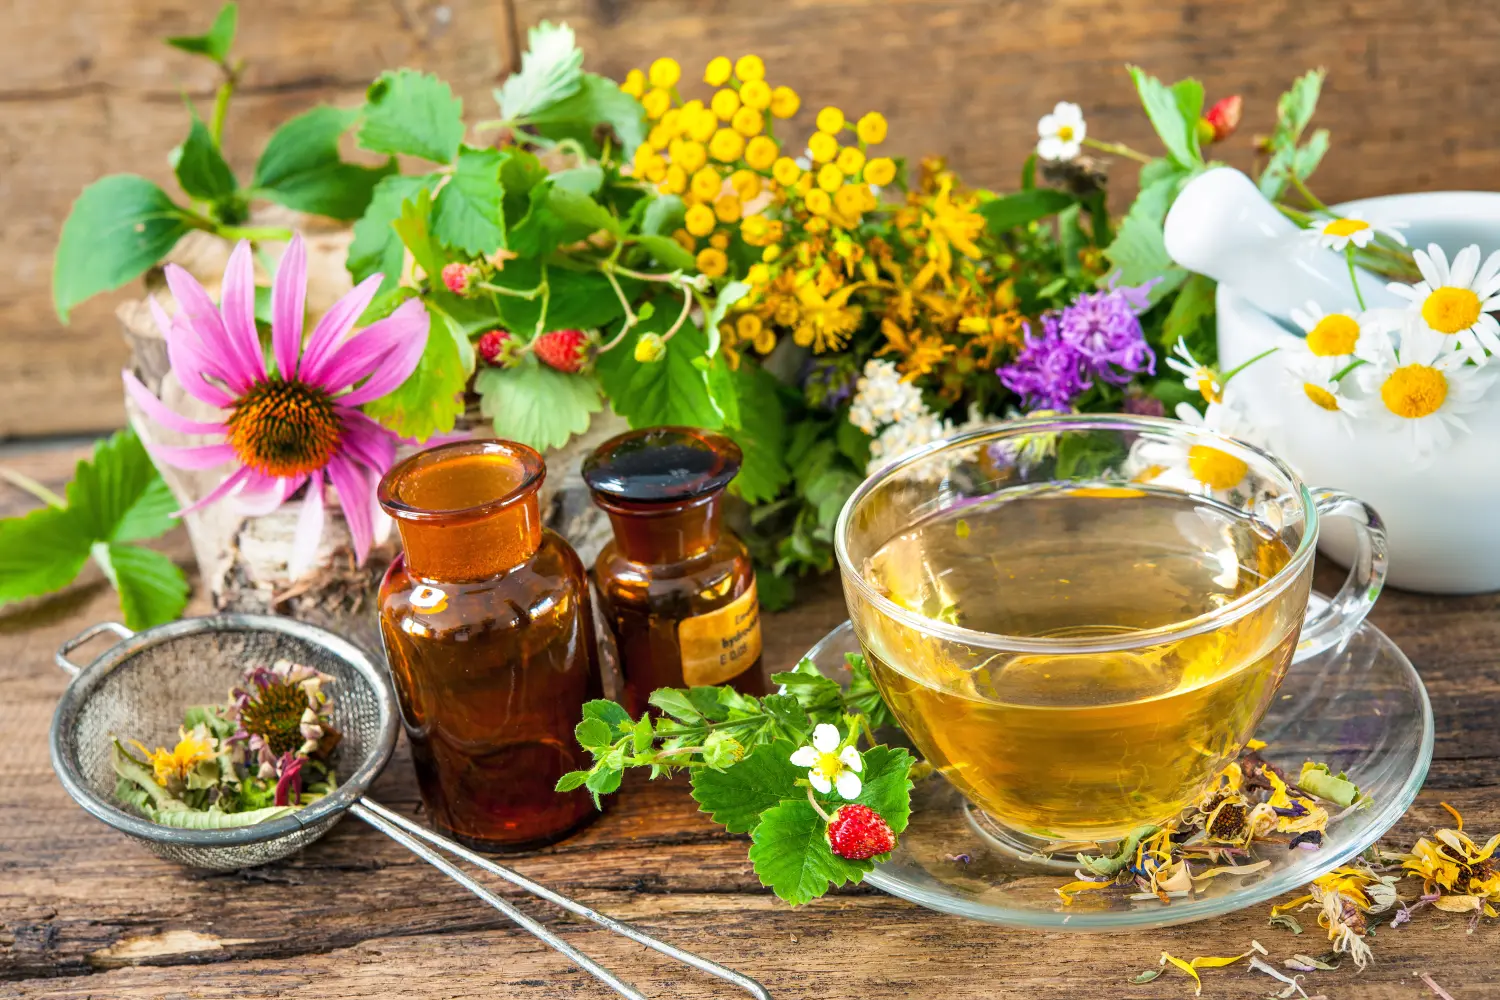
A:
582,699,634,733
546,185,622,236
348,173,441,294
95,542,190,630
724,360,790,504
844,654,898,734
475,357,602,452
634,234,695,271
362,302,468,442
595,306,722,429
66,428,180,543
166,2,237,63
690,739,804,834
53,175,194,321
1128,65,1203,169
432,145,508,255
642,194,686,236
527,73,649,158
390,187,445,284
174,113,238,202
703,281,751,357
359,69,464,164
978,188,1075,234
748,799,870,905
492,20,584,122
488,259,631,336
0,506,91,609
1160,272,1218,353
1103,174,1188,305
253,106,396,221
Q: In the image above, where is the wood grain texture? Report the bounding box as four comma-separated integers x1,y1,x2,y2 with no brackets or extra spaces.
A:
0,0,511,440
3,443,1500,998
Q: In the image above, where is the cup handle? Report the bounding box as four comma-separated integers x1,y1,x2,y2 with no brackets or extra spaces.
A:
1293,488,1389,662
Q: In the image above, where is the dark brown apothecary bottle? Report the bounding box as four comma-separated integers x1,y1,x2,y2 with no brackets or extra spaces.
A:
377,440,600,851
584,427,767,716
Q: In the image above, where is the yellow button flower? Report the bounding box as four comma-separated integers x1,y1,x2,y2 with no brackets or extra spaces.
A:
731,169,762,201
795,172,814,195
737,313,763,339
633,142,657,171
808,132,839,164
766,220,784,242
709,128,746,162
642,88,672,120
816,107,845,135
856,111,888,145
740,79,772,111
711,88,741,120
805,188,832,215
770,86,801,119
697,247,729,277
744,135,778,171
741,214,770,244
732,106,764,137
685,203,717,237
672,229,696,252
660,164,688,195
704,56,732,87
691,166,723,201
714,194,743,223
643,158,668,182
834,184,864,217
762,244,782,262
621,69,645,99
817,163,844,193
836,146,866,175
754,327,777,354
648,123,672,150
660,108,683,136
746,263,771,286
649,58,681,89
676,140,708,173
734,55,765,82
685,107,717,143
772,157,802,187
864,157,896,186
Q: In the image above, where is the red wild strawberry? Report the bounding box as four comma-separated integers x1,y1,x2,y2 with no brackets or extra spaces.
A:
826,804,895,861
532,329,591,373
441,261,479,297
1201,95,1243,143
477,330,515,367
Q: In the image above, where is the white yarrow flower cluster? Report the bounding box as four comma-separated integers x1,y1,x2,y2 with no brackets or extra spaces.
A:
848,359,926,435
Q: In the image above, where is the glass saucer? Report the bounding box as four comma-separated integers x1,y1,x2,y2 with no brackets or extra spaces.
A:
802,606,1433,931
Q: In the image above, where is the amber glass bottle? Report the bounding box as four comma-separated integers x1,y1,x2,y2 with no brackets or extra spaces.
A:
377,440,600,850
584,427,766,715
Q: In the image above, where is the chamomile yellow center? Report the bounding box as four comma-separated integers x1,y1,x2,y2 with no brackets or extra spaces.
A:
1322,218,1370,238
1195,372,1223,404
1306,314,1360,356
1421,286,1482,335
1303,383,1340,411
1056,125,1075,141
227,378,343,478
1380,364,1448,419
1187,445,1248,490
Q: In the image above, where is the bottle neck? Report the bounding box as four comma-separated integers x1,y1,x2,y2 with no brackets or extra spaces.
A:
603,492,724,564
395,494,543,581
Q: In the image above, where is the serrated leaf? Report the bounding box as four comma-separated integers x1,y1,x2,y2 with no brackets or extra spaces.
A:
1104,175,1188,305
724,360,790,504
853,744,915,835
359,69,464,164
95,542,189,630
631,715,653,753
760,693,810,736
475,358,602,452
551,164,604,196
175,114,237,202
642,194,685,237
527,73,648,158
1293,128,1330,182
432,146,507,255
68,428,180,543
770,662,844,720
555,770,590,792
596,307,722,429
689,739,804,834
1128,66,1202,168
1278,69,1325,141
978,188,1075,233
546,185,621,236
489,259,630,336
499,150,549,228
53,176,193,321
165,2,237,62
493,21,584,122
1161,272,1217,350
648,688,703,723
635,234,695,271
584,767,622,798
362,302,465,442
1170,77,1205,162
0,506,91,608
575,717,613,750
749,799,871,904
390,187,444,282
348,173,440,294
583,699,635,732
253,105,395,221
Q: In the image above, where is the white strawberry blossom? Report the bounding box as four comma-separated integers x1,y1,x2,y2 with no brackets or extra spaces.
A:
790,723,863,799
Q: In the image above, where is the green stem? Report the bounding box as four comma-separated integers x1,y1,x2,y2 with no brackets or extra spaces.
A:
1289,173,1329,213
805,785,832,822
0,467,66,508
478,278,547,300
1346,248,1367,310
611,264,691,284
659,285,695,344
1331,358,1369,382
1082,137,1152,165
208,59,241,147
1221,347,1279,385
217,225,293,242
1274,202,1317,227
595,265,640,356
532,264,551,336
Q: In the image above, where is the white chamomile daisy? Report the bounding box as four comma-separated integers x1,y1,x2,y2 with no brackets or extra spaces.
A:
1284,353,1364,436
1387,243,1500,366
1036,102,1086,162
1355,312,1495,457
1165,339,1223,404
789,723,863,799
1129,401,1262,493
1308,211,1407,252
1288,301,1368,360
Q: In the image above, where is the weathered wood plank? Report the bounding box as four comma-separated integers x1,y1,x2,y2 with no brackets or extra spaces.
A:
0,0,511,439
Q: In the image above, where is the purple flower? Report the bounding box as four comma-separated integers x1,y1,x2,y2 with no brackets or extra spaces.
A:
996,283,1157,410
801,356,859,411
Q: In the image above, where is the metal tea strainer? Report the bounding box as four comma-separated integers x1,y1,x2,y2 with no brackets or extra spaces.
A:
50,614,771,1000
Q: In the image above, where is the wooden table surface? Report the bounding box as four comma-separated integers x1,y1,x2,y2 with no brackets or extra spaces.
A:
2,443,1498,999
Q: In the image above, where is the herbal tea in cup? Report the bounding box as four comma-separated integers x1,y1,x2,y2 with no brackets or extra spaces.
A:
835,416,1387,846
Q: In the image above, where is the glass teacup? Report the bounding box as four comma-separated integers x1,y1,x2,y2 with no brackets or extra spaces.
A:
835,414,1387,846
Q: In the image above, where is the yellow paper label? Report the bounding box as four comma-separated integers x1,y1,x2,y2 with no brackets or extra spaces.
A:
678,580,763,687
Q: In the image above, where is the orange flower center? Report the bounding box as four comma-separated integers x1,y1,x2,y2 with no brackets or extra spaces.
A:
1303,383,1341,411
1187,445,1248,490
1380,364,1448,419
1306,314,1360,356
1421,286,1482,335
227,378,343,478
1322,218,1370,238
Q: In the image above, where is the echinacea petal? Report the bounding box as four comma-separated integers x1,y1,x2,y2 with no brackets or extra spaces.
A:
321,299,431,402
122,369,226,436
221,241,267,385
287,470,326,581
338,409,398,476
171,465,253,517
811,723,841,753
325,454,374,566
232,472,300,517
152,297,236,408
789,746,818,768
272,233,308,380
298,274,384,384
164,263,254,394
150,441,238,470
834,771,862,800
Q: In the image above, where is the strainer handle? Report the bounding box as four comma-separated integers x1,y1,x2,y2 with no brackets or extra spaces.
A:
55,622,135,677
351,798,773,1000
